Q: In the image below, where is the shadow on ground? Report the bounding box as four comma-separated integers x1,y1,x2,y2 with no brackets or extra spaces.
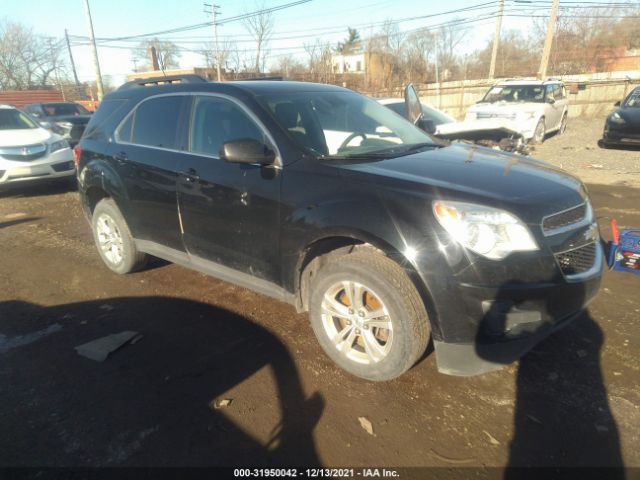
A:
0,178,77,198
0,296,324,466
476,279,625,477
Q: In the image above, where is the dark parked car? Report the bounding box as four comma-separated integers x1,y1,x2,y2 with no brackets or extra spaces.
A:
601,86,640,148
24,102,92,147
75,75,603,381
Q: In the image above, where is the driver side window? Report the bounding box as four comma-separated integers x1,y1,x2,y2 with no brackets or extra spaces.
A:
190,96,266,158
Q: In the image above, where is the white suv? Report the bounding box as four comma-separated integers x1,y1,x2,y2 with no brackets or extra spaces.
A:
465,80,569,144
0,105,75,188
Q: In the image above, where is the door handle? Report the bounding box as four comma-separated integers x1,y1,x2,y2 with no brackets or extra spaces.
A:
180,168,200,182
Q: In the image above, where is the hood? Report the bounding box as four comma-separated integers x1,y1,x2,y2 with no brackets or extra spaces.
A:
436,118,521,136
616,107,640,125
0,127,52,147
332,143,585,223
43,114,91,124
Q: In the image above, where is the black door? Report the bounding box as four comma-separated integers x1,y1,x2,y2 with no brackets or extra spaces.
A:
178,95,282,283
113,95,189,251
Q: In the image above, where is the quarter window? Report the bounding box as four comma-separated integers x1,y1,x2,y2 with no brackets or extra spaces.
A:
130,96,184,149
189,96,266,157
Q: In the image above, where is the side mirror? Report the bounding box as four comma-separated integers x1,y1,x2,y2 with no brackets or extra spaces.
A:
220,138,276,165
546,97,556,104
417,118,436,134
614,101,621,107
404,83,423,124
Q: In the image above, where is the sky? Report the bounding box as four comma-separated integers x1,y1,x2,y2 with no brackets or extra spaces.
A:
1,0,538,87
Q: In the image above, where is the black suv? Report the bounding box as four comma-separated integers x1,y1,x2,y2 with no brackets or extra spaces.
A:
76,76,603,381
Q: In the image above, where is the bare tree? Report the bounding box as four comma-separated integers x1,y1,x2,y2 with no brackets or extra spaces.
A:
242,2,274,73
0,19,68,90
200,39,234,77
133,37,181,71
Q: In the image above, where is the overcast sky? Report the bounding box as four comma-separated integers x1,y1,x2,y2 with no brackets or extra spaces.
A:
3,0,539,86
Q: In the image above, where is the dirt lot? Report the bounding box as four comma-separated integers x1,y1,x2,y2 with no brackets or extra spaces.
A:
534,115,640,188
1,120,639,474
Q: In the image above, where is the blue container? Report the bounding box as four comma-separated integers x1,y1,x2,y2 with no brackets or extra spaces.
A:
609,230,640,274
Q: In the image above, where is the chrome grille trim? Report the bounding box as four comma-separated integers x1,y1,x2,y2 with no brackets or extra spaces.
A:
542,202,593,236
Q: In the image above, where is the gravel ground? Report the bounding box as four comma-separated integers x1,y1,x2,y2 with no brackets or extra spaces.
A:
0,179,639,472
533,115,640,188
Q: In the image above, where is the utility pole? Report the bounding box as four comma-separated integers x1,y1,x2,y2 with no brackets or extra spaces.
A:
204,3,222,81
82,0,104,100
434,31,441,109
64,29,80,86
538,0,560,80
488,0,504,79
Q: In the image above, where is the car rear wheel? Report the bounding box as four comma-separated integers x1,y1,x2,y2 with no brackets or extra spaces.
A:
92,198,147,274
308,249,430,381
532,118,546,144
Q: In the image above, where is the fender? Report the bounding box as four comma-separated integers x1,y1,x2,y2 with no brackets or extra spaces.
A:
79,157,131,222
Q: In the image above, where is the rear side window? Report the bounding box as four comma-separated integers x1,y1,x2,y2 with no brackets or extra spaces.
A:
83,99,126,140
189,96,266,157
131,96,184,150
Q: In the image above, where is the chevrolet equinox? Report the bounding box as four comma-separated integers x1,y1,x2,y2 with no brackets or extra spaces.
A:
76,76,603,381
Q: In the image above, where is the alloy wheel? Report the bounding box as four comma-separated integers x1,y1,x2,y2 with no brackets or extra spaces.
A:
320,280,393,364
95,213,124,266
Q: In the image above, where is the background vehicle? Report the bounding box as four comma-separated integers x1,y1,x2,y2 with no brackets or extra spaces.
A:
76,76,602,381
600,86,640,148
378,89,529,154
377,97,456,133
24,101,91,147
0,104,75,188
466,79,569,144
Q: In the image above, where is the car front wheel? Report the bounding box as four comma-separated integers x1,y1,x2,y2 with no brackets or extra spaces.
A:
559,113,568,134
308,249,430,381
532,118,546,144
92,198,147,274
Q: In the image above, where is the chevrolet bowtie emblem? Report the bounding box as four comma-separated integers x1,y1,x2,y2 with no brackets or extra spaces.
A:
21,147,31,155
584,223,599,241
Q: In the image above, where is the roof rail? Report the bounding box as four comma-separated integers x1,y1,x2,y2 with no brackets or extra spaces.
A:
117,74,208,90
235,76,283,81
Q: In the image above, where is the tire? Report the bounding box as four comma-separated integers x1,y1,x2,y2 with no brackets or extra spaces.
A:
91,198,147,274
532,117,546,144
308,249,430,381
559,113,568,134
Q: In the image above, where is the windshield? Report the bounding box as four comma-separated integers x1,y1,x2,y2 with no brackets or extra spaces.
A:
258,91,437,159
42,103,88,116
0,109,39,130
482,85,545,104
623,90,640,108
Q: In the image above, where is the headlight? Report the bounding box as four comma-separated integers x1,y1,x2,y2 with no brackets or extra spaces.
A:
610,112,625,124
433,200,538,260
50,139,70,153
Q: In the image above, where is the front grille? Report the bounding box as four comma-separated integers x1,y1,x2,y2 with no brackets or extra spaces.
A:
0,144,48,162
555,242,596,276
543,203,587,233
477,112,517,120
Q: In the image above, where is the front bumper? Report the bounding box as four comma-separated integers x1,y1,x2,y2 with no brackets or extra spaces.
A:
433,263,602,376
412,213,604,376
602,123,640,145
0,148,75,186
